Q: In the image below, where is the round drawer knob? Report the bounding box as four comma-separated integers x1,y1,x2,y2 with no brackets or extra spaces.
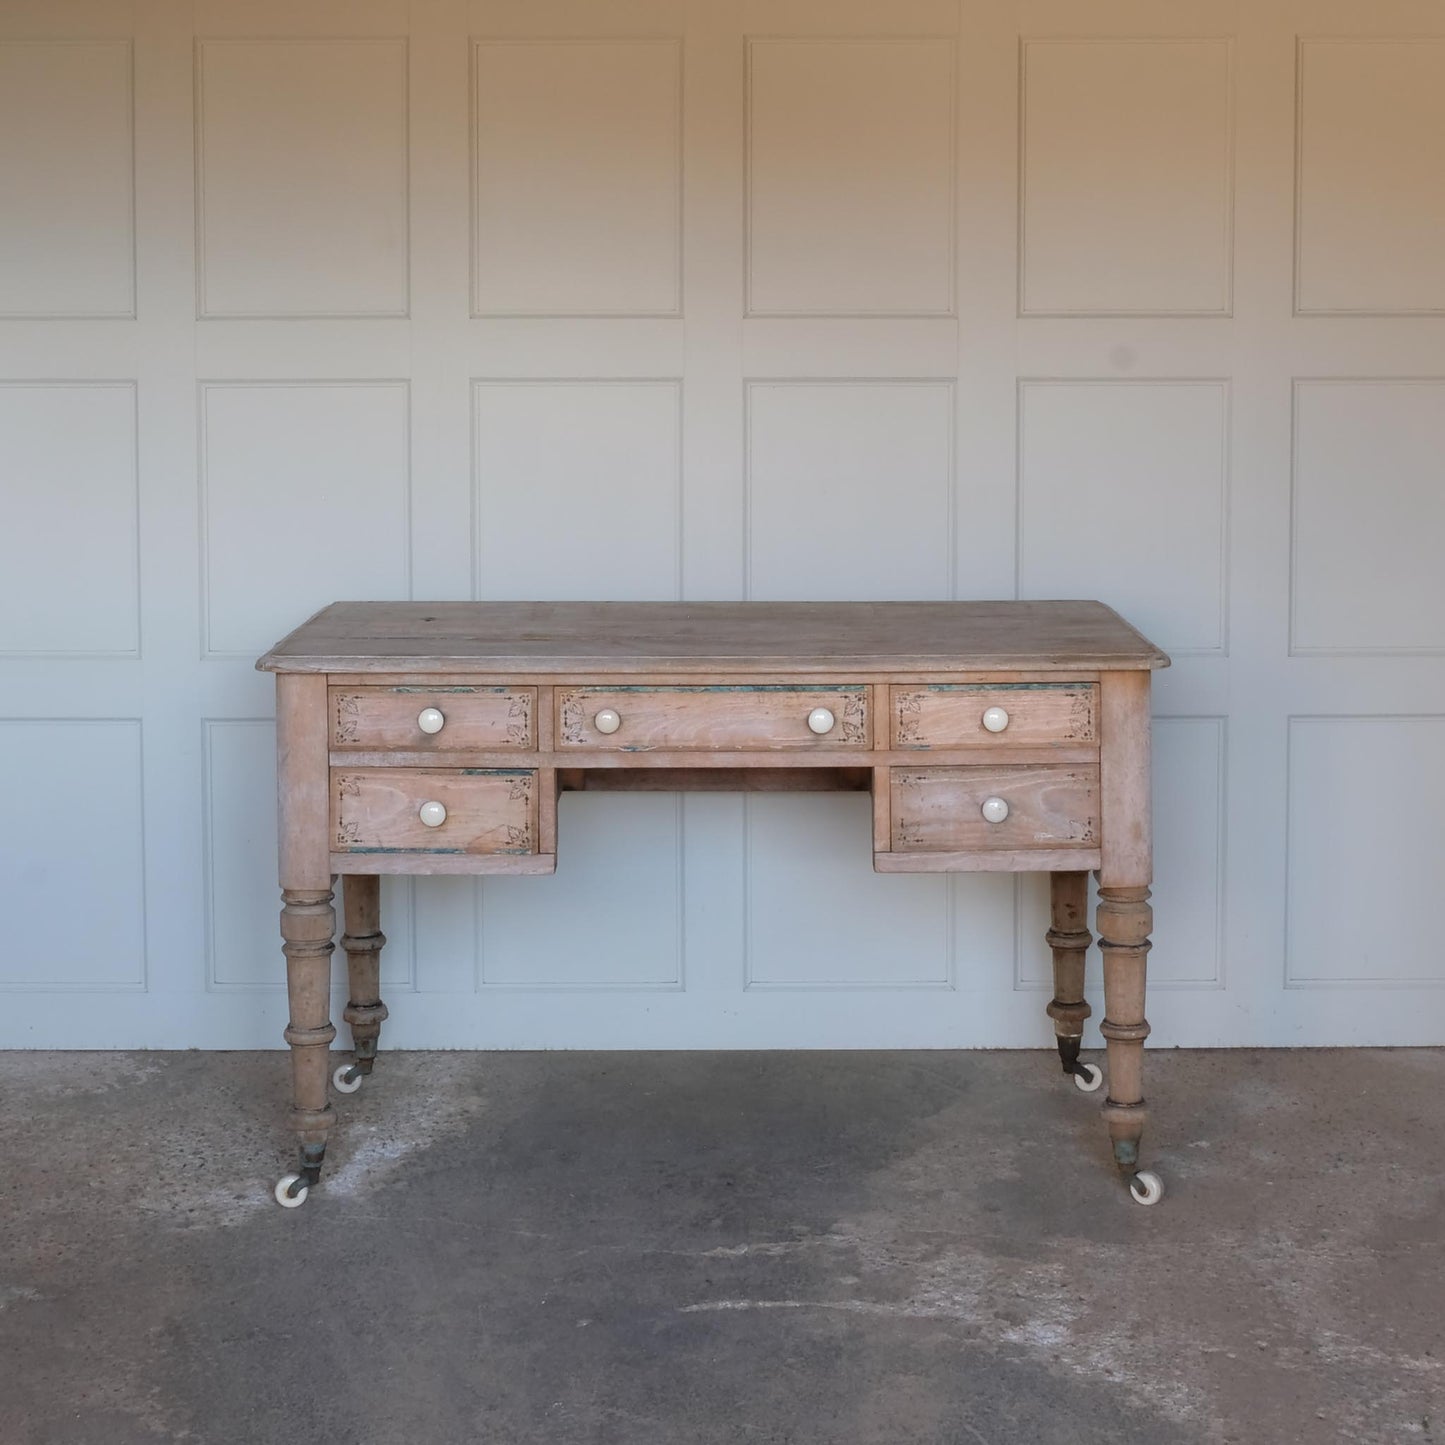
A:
981,706,1010,734
981,796,1009,825
807,707,836,735
417,707,446,734
594,708,622,735
418,800,447,828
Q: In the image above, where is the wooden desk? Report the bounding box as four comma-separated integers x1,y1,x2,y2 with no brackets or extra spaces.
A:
258,601,1170,1207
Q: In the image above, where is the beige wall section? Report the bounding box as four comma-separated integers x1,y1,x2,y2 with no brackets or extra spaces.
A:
0,0,1442,1047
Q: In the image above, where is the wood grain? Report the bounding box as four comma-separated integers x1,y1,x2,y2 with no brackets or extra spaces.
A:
274,672,338,1184
332,852,556,876
330,685,534,750
558,766,872,792
1099,670,1152,886
325,668,1106,688
1046,872,1093,1044
1098,885,1153,1170
890,765,1099,853
340,873,388,1075
892,683,1097,749
257,601,1171,674
874,847,1102,873
332,768,538,856
556,684,871,750
327,745,1102,770
276,674,331,889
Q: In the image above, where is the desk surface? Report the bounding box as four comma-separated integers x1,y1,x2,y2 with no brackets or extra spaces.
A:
258,600,1171,675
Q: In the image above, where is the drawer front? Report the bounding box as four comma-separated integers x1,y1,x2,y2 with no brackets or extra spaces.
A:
891,765,1099,852
331,687,535,750
892,684,1096,749
332,769,538,854
557,685,871,750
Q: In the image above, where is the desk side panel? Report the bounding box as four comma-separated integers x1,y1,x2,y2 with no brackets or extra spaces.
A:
276,673,331,890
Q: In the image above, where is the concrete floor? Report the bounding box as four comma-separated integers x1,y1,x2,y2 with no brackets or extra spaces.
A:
1,1050,1441,1445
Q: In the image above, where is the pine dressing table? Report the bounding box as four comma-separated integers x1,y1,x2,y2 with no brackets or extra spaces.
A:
257,600,1170,1208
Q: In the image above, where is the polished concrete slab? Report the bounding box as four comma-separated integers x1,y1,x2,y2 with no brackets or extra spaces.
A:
0,1048,1440,1445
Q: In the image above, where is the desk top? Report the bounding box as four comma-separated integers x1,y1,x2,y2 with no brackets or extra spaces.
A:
258,601,1169,675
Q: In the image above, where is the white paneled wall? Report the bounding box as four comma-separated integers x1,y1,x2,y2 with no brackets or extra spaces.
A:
1,0,1442,1049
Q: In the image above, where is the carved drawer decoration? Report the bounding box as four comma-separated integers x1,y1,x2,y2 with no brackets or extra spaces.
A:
557,684,871,750
892,683,1097,749
332,768,538,855
330,686,534,750
890,765,1099,852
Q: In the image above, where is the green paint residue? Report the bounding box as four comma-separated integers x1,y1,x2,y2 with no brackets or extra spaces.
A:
574,685,866,695
915,683,1087,693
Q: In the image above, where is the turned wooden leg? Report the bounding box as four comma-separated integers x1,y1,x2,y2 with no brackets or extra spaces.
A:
1045,872,1096,1086
1097,885,1152,1173
281,887,337,1189
340,874,388,1081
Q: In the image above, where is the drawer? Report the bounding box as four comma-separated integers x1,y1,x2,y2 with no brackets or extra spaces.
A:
892,684,1096,749
331,686,534,750
890,765,1099,852
557,685,871,750
332,768,538,854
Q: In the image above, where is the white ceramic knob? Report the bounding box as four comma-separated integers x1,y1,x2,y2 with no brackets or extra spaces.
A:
418,800,447,828
981,706,1009,734
417,707,445,735
981,796,1009,825
594,708,622,735
807,707,836,735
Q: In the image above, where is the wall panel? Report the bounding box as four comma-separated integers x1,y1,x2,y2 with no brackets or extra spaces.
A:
0,721,146,990
1291,379,1445,654
0,40,135,317
472,380,681,598
472,39,682,317
746,37,955,316
0,383,139,656
196,38,409,317
1287,717,1445,986
746,380,954,599
745,794,951,989
1296,39,1445,314
479,794,683,989
1021,39,1233,316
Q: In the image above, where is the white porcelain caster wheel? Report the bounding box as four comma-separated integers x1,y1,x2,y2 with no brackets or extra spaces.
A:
1128,1169,1165,1206
274,1173,309,1208
1072,1062,1103,1093
332,1062,362,1094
